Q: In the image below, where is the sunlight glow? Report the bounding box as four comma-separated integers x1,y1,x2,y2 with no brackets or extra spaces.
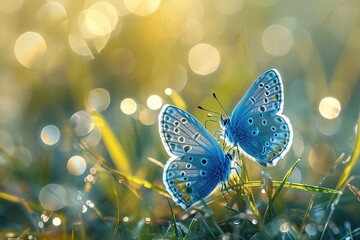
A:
319,96,341,119
188,43,220,75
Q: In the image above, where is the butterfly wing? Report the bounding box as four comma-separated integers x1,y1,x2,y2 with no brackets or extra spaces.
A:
163,153,230,209
159,105,230,208
225,69,293,166
159,104,223,158
233,113,293,166
231,69,284,121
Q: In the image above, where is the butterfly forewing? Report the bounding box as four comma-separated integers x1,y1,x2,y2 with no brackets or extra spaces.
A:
231,69,284,121
159,105,222,157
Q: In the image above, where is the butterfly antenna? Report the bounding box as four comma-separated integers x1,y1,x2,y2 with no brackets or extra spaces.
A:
212,92,229,117
197,105,222,116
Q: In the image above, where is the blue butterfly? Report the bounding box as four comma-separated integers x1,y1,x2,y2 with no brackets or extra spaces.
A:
159,104,232,209
221,69,293,167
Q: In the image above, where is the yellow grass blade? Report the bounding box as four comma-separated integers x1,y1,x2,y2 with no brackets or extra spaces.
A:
92,112,131,174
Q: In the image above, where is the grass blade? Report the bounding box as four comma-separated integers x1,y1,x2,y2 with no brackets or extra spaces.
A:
300,153,346,233
263,159,301,222
92,112,132,174
167,199,180,239
111,169,170,197
335,114,360,190
347,183,360,201
233,181,341,194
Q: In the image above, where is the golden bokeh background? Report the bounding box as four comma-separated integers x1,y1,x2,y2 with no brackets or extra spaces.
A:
0,0,359,238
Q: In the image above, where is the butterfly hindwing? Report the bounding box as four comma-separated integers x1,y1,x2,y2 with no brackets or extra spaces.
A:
163,153,228,209
235,113,293,166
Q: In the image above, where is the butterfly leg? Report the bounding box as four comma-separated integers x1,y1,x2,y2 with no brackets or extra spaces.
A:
220,182,230,205
213,129,222,140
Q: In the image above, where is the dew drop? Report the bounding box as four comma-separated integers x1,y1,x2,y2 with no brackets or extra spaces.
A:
82,205,88,213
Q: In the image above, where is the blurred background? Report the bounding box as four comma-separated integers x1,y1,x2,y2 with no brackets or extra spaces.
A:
0,0,359,239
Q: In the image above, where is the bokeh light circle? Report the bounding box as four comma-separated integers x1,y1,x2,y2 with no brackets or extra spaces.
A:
0,0,24,13
319,97,341,119
52,217,62,226
69,111,95,137
83,2,118,37
123,0,160,17
39,184,67,211
8,146,32,167
68,34,93,58
85,9,112,36
67,155,87,176
86,88,110,112
14,32,47,68
146,95,163,110
36,2,67,25
212,0,244,15
120,98,138,115
181,19,204,45
41,125,60,146
188,43,220,75
262,24,293,56
139,108,155,125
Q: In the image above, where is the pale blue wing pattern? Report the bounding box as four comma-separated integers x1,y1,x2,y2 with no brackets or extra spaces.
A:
231,113,293,166
159,105,223,158
159,105,231,208
231,69,284,121
224,69,293,166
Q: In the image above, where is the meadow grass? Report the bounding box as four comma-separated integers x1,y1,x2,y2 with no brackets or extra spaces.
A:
2,114,356,240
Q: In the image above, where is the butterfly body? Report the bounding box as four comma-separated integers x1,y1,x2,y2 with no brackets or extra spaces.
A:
159,104,232,209
221,69,293,167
